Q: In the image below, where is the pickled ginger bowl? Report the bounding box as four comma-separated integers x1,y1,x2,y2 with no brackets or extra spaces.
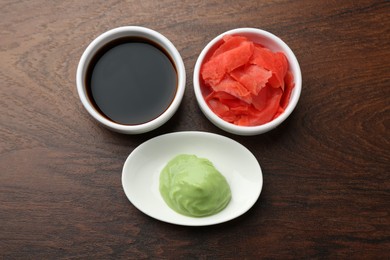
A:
193,28,302,136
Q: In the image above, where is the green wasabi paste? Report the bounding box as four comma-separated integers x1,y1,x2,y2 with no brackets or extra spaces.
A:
159,154,231,217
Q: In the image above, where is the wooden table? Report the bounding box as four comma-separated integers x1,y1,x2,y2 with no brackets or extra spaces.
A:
1,0,389,258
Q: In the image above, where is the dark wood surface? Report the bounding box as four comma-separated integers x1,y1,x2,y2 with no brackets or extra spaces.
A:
1,0,389,258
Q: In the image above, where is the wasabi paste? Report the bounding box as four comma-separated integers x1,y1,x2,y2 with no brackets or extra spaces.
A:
159,154,231,217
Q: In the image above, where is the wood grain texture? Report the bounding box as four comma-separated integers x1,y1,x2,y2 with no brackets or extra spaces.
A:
0,0,389,258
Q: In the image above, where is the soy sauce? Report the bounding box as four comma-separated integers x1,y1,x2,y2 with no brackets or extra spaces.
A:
85,37,177,125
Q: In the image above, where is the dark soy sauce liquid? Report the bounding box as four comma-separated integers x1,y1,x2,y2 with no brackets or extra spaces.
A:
86,37,177,125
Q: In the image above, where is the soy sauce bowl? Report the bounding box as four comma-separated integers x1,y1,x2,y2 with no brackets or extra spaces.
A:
193,28,302,136
76,26,186,134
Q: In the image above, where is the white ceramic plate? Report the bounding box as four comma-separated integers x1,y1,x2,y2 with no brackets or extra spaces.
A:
121,131,263,226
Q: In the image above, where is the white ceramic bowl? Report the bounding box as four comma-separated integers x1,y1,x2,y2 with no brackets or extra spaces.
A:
193,28,302,136
76,26,186,134
122,131,263,226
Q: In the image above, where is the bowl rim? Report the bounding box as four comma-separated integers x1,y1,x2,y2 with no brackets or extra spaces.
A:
193,27,302,135
76,26,186,134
